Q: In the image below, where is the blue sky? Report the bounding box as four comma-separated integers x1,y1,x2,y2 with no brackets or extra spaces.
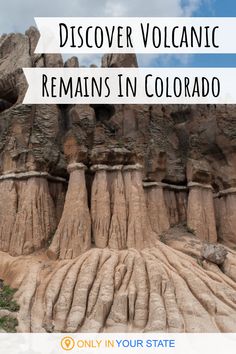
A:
154,0,236,67
1,0,236,67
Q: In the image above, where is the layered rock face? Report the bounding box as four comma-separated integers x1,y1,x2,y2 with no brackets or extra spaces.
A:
0,28,236,333
0,173,57,255
48,163,155,258
0,28,65,256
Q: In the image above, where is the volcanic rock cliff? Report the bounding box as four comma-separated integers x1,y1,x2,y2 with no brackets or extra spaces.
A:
0,27,236,333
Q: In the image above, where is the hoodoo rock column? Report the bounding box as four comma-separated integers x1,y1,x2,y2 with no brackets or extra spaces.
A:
163,184,188,227
0,172,56,256
91,165,111,248
107,165,127,249
0,179,17,253
48,163,91,260
143,182,170,235
91,163,155,250
186,159,217,243
187,182,217,242
214,188,236,247
123,164,156,249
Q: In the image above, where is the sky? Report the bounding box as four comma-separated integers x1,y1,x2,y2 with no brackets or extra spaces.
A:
1,0,236,67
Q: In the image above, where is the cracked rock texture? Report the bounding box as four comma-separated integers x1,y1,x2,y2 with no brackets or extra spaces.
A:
0,27,236,333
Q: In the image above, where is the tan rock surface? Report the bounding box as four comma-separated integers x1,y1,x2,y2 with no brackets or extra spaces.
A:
215,191,236,247
144,184,170,235
1,241,236,333
164,189,180,226
91,166,111,248
91,164,155,250
187,184,217,243
0,180,17,252
123,165,155,249
0,176,56,256
108,168,127,249
48,180,67,224
48,163,91,259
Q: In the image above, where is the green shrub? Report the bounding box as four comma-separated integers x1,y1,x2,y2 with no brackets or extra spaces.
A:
0,285,19,312
0,316,18,333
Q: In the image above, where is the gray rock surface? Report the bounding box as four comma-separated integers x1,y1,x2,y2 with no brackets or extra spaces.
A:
202,243,228,265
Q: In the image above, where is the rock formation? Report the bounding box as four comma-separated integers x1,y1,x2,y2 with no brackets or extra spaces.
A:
201,243,228,265
0,173,56,256
0,28,236,333
187,159,217,242
214,188,236,247
48,163,91,260
144,182,170,235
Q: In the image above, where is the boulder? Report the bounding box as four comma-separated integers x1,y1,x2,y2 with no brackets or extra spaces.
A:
202,243,228,265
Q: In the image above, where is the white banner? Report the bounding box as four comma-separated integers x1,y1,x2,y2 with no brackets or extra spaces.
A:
23,67,236,104
35,17,236,54
0,333,236,354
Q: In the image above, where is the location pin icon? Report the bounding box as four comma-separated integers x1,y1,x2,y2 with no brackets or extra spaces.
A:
65,339,71,348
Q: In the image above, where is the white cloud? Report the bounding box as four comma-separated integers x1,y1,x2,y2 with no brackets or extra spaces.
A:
0,0,206,66
182,0,202,16
0,0,203,34
104,3,127,16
